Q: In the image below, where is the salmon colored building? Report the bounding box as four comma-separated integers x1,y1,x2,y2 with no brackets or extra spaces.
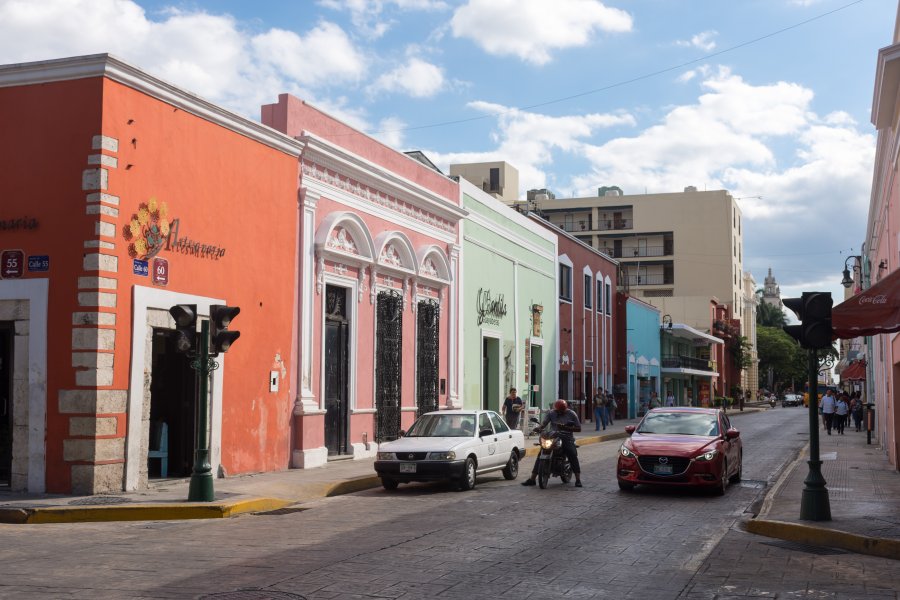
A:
0,54,304,494
262,95,465,468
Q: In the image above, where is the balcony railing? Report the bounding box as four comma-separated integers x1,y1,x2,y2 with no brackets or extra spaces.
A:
597,218,633,231
610,244,674,258
622,274,673,286
559,220,593,233
661,355,713,371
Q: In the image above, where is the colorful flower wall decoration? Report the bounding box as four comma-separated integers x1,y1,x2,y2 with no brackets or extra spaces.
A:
123,197,171,259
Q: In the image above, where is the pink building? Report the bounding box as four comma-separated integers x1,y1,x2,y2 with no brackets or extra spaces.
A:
865,15,900,469
529,216,619,421
262,95,465,468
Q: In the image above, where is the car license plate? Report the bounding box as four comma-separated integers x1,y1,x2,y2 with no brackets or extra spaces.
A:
653,464,673,475
400,463,416,473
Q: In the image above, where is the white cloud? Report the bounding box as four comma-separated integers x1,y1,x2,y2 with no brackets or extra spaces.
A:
450,0,632,65
0,1,373,122
373,116,407,148
318,0,449,39
675,30,718,52
369,57,446,97
677,70,697,83
427,102,636,194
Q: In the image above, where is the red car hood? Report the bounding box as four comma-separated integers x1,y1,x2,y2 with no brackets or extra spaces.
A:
629,433,717,456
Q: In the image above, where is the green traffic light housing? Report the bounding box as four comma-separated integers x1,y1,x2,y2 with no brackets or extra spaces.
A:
169,304,197,353
210,304,241,355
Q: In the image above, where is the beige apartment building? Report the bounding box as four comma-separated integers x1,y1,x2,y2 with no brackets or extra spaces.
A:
530,187,746,332
742,271,759,400
449,161,519,205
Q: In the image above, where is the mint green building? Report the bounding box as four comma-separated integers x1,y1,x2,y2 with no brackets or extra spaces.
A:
458,179,558,413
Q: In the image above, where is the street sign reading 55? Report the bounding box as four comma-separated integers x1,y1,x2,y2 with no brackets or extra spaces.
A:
1,249,25,279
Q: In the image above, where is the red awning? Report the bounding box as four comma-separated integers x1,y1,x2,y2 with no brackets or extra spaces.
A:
832,267,900,338
840,360,866,381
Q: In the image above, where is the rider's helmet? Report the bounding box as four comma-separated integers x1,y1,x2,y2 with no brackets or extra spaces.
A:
553,399,568,412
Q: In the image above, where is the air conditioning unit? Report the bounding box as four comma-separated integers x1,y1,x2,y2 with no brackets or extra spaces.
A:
535,193,549,202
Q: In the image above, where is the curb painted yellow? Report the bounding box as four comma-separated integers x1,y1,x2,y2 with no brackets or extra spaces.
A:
746,519,900,562
325,475,382,497
2,497,294,524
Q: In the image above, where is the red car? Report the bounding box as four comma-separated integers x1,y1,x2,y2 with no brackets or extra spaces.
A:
616,407,742,495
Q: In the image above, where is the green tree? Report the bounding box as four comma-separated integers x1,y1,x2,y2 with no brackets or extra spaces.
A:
756,326,801,390
756,301,787,327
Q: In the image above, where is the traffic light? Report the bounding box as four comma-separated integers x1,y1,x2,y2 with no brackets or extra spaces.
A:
782,292,833,349
169,304,197,353
209,305,240,355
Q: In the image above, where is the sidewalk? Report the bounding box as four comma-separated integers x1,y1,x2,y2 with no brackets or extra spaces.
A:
746,417,900,561
0,414,645,525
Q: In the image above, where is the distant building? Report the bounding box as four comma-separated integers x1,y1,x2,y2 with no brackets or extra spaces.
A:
742,271,760,402
449,161,519,204
761,267,782,307
531,186,745,334
527,188,556,202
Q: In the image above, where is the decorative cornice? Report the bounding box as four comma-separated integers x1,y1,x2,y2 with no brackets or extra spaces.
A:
0,54,306,157
300,133,467,224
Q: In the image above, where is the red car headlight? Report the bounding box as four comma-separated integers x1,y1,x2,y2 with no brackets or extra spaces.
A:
695,450,718,462
620,444,636,458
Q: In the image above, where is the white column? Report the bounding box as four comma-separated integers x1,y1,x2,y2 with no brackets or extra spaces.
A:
448,243,460,408
296,189,321,415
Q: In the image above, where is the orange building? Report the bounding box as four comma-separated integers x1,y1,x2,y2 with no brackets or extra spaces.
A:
0,55,303,494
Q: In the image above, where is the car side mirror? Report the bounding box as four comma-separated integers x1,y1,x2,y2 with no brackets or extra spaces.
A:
624,425,636,435
725,429,740,440
479,428,493,438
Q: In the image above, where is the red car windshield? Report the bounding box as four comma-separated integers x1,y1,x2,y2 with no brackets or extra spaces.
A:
637,412,719,437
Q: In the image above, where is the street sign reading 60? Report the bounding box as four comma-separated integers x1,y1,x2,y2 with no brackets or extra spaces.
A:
1,249,24,279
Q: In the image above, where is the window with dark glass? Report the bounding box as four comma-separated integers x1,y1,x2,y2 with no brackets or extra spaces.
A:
605,282,612,315
584,274,592,308
597,279,603,312
489,167,500,191
559,264,572,301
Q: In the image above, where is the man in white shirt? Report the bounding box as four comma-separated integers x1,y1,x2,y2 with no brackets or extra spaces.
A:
820,390,837,435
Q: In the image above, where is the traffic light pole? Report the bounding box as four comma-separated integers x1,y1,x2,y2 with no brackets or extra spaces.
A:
800,348,831,521
188,318,215,502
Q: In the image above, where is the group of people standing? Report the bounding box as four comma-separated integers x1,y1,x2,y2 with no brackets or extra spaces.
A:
819,389,865,435
592,388,616,431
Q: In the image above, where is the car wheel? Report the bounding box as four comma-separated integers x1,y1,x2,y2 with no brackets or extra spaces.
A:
618,480,635,492
729,452,742,483
537,460,550,489
502,452,519,480
381,477,399,491
715,459,728,496
458,457,477,491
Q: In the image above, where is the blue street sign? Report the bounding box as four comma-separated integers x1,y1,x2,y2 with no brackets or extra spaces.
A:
27,255,49,272
133,259,149,276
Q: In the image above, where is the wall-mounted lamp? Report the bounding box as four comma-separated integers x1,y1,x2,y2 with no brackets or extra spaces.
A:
879,259,888,273
841,255,862,289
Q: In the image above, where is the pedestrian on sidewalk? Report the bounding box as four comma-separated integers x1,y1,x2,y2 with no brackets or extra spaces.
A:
821,389,836,435
607,390,615,425
851,394,864,432
502,387,524,430
835,393,849,435
665,391,675,407
593,388,608,431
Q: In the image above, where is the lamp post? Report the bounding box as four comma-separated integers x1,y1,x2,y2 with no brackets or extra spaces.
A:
841,255,862,289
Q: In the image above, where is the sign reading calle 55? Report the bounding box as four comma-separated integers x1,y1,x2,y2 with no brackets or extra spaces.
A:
476,288,507,326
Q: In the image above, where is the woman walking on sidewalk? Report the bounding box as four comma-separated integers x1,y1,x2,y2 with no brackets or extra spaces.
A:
835,393,849,435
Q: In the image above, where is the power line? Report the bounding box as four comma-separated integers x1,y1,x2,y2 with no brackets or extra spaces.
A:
363,0,865,135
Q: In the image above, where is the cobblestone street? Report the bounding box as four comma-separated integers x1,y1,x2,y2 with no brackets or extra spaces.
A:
1,410,898,599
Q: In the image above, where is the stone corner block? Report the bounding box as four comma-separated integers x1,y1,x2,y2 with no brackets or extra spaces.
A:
91,135,119,153
59,389,127,414
71,462,125,495
81,168,108,192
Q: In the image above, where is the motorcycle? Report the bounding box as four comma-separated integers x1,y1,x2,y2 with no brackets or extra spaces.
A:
532,423,573,488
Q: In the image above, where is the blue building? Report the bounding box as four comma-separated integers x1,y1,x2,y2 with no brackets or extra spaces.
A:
625,297,661,418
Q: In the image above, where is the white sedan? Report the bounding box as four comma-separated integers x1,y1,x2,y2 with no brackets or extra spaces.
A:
374,410,526,491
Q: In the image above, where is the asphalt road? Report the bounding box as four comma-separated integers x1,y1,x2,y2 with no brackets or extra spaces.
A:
1,408,898,599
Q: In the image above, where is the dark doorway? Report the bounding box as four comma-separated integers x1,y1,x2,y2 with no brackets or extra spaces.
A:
530,345,542,409
149,329,196,478
325,285,351,455
416,300,440,417
0,322,13,487
375,290,402,442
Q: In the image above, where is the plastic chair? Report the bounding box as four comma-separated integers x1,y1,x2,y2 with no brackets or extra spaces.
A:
148,421,168,478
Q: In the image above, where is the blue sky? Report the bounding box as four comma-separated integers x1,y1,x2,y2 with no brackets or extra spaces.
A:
0,0,893,306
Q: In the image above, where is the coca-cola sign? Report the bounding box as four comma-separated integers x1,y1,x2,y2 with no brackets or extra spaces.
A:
859,294,888,305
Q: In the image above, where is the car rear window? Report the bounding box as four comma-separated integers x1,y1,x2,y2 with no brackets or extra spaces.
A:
637,412,719,436
406,414,476,437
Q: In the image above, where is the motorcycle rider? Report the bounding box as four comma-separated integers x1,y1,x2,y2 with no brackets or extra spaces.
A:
521,399,583,487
